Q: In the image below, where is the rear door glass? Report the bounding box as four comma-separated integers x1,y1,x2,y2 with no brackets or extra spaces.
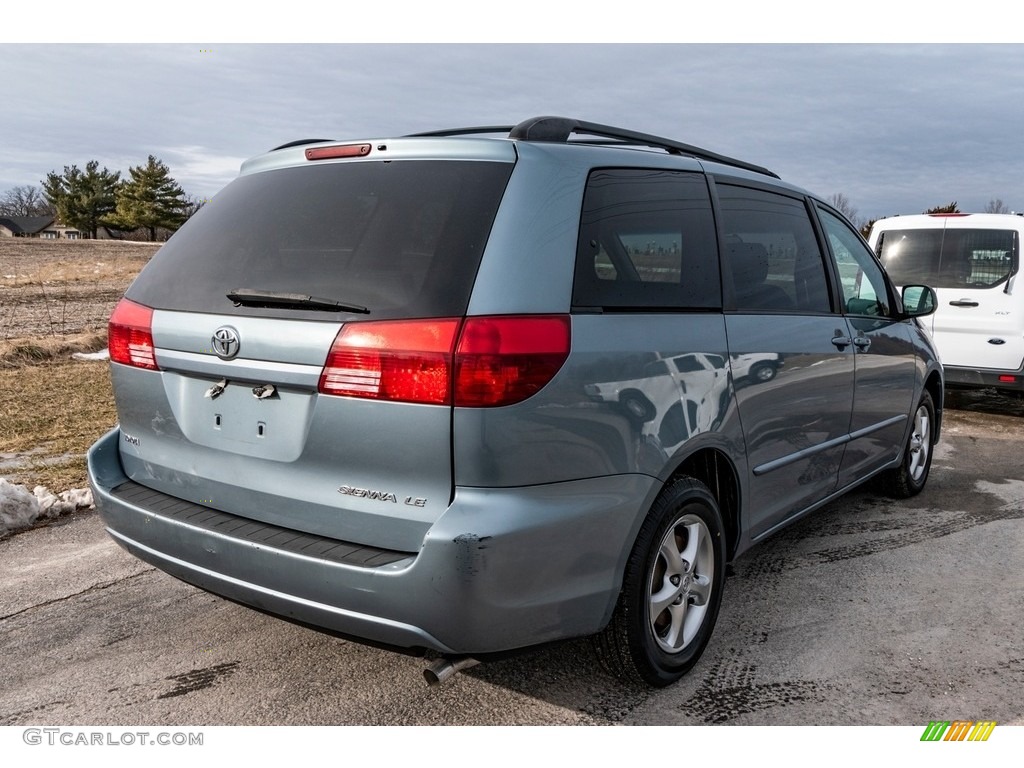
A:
876,228,1017,288
126,160,514,320
573,169,719,310
716,184,833,313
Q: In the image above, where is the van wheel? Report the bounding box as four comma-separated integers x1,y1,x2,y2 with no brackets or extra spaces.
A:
883,390,935,498
595,477,726,687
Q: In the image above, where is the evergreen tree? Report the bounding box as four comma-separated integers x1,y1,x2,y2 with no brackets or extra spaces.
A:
924,202,960,214
112,156,188,241
42,161,120,238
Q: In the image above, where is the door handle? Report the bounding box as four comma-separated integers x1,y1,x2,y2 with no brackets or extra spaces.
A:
853,336,871,351
831,332,852,350
949,299,979,307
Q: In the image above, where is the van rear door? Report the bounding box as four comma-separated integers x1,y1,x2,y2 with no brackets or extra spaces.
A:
876,221,1021,372
114,147,515,553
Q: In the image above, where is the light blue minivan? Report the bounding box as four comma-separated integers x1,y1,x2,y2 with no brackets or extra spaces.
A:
88,117,943,686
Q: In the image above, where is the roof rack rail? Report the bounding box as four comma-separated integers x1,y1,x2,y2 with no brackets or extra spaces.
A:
270,138,335,152
324,117,777,179
406,125,514,138
509,116,779,179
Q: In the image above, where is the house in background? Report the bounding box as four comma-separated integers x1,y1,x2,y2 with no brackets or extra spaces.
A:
0,215,172,241
0,216,82,239
42,221,82,239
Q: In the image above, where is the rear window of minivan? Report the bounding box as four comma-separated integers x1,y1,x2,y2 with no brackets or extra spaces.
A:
126,160,514,321
877,228,1017,289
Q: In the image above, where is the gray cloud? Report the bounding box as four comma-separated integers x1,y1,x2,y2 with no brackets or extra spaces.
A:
2,44,1023,220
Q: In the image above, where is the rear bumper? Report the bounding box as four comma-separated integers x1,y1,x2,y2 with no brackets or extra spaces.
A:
87,428,655,655
944,362,1024,392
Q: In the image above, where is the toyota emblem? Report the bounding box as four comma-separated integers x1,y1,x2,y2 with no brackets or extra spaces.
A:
211,326,240,360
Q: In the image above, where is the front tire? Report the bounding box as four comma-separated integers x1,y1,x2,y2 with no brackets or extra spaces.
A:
596,477,726,687
883,390,935,498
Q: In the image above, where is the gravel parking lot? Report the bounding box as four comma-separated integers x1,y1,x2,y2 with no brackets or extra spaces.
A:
0,394,1021,727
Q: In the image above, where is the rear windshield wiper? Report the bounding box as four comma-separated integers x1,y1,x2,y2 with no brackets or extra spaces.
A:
227,289,370,314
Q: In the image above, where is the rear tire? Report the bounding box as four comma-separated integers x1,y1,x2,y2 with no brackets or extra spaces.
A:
596,477,726,687
883,390,935,498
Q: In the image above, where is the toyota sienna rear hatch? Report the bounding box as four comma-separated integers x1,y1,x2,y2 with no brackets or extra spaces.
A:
111,140,516,553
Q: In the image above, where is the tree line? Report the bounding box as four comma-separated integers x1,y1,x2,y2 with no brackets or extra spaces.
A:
4,169,1017,243
0,156,203,241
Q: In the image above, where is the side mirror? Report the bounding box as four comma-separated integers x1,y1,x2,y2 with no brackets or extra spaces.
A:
902,285,937,318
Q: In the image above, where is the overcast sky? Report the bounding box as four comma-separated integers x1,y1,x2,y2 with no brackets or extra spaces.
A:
3,40,1024,223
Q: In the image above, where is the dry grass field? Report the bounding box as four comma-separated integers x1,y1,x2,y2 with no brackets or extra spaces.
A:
0,238,159,491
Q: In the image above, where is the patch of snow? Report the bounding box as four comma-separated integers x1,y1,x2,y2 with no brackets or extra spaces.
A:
0,478,94,537
72,349,110,361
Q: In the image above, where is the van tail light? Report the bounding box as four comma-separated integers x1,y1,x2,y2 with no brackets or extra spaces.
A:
109,298,159,370
319,319,461,405
318,315,570,407
454,316,570,406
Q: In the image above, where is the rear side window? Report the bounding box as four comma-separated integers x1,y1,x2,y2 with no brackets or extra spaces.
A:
717,184,832,313
126,160,514,321
573,169,719,310
876,227,1018,288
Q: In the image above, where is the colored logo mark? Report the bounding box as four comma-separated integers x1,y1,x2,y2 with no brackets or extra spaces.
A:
920,720,996,742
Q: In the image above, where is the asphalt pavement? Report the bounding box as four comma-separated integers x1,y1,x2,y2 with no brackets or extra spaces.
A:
1,392,1022,726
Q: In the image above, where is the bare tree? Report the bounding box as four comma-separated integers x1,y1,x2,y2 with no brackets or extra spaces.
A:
0,185,54,217
182,193,208,221
984,198,1010,214
828,193,859,227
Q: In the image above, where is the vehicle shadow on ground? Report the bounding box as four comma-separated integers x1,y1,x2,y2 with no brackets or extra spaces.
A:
460,638,652,723
944,387,1023,418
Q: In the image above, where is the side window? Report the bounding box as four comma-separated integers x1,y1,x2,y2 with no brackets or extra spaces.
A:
818,208,891,317
717,184,832,313
573,169,719,309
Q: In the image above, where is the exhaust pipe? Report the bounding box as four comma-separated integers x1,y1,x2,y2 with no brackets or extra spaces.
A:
423,656,480,686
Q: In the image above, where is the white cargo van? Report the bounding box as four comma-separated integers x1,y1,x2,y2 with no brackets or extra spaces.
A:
867,213,1022,392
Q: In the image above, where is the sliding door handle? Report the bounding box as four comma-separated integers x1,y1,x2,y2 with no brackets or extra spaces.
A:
831,333,852,350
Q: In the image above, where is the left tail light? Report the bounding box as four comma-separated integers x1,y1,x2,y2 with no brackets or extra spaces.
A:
109,298,159,370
